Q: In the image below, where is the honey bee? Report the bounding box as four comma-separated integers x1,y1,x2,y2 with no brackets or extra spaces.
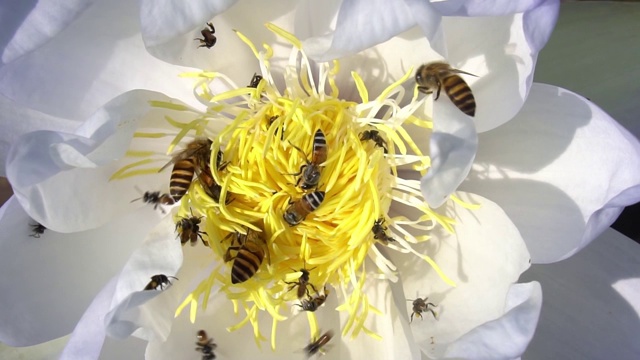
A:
196,330,217,360
408,296,437,322
159,138,212,202
248,73,263,88
296,287,330,312
223,229,268,284
175,212,208,247
415,61,477,117
29,222,46,238
131,191,175,213
359,129,388,153
143,274,178,291
285,265,318,298
372,218,395,244
290,129,327,190
304,330,334,357
283,191,325,226
195,22,217,49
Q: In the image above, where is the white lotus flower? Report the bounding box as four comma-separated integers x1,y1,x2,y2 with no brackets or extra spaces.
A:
0,1,639,359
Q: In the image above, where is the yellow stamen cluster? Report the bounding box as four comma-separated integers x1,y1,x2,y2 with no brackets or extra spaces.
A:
114,24,460,350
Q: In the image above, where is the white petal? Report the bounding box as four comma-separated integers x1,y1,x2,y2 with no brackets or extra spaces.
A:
301,0,417,61
442,13,536,132
105,217,182,340
142,0,298,87
534,1,640,139
0,0,94,64
521,228,640,359
421,105,477,208
442,282,542,359
432,0,542,16
6,90,183,232
59,276,117,360
0,336,68,359
390,192,531,357
0,197,164,346
462,84,640,263
336,279,422,359
139,0,236,47
0,94,78,177
0,0,197,120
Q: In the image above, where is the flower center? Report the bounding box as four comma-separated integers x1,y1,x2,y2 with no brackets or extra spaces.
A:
113,24,460,350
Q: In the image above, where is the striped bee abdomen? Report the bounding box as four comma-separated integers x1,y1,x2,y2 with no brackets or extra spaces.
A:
231,243,265,284
170,159,196,201
442,75,476,117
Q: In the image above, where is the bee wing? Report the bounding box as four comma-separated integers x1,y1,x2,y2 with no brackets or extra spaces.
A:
158,141,211,172
450,69,478,78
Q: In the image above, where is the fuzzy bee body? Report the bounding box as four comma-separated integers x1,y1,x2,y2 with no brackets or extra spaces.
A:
29,222,46,238
176,215,208,246
291,130,327,190
304,330,333,357
408,296,437,322
224,229,267,284
359,129,388,153
415,62,476,117
248,73,263,88
160,139,213,202
283,191,325,226
195,23,217,49
296,287,329,312
131,191,175,213
196,330,217,360
285,267,318,298
372,218,395,244
144,274,178,291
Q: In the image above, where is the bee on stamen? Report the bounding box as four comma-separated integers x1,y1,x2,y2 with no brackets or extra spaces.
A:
283,191,325,226
359,129,388,153
289,129,327,190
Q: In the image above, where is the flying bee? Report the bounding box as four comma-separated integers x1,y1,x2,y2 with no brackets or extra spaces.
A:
196,330,217,360
283,191,325,226
195,22,217,49
408,296,437,322
372,218,395,244
304,330,334,358
359,129,388,153
175,212,208,247
159,138,212,202
131,191,175,213
143,274,178,291
248,73,263,88
296,287,330,312
289,129,327,190
223,228,268,284
29,222,46,238
285,265,318,298
415,61,477,117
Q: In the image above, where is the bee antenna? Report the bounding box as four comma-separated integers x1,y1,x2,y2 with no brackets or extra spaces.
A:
130,197,142,203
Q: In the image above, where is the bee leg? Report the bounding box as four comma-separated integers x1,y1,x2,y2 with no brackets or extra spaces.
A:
428,308,437,318
223,246,241,262
410,312,415,323
207,22,215,33
309,283,319,295
434,83,442,100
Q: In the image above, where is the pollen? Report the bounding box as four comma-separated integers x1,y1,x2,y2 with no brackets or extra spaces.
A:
115,23,459,348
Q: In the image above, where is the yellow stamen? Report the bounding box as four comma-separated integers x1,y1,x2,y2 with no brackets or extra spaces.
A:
113,23,472,350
